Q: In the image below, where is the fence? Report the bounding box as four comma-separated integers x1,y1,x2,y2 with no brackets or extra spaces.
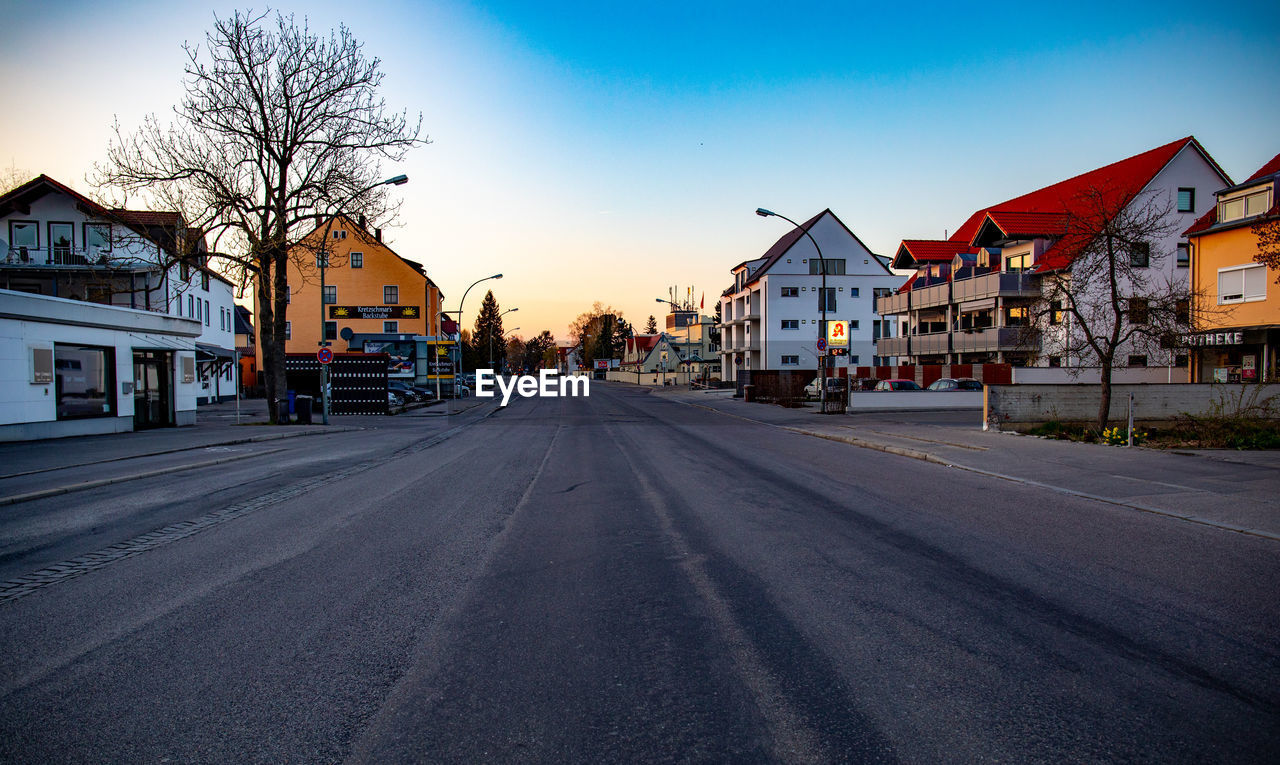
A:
605,369,696,386
983,383,1280,430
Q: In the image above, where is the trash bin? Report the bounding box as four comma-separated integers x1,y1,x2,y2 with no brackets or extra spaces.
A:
286,390,296,414
743,384,756,402
276,399,291,424
295,395,313,424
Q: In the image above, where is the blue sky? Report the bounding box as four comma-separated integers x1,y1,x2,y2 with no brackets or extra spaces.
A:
3,0,1278,338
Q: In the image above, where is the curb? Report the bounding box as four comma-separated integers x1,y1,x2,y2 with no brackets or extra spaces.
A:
0,447,286,507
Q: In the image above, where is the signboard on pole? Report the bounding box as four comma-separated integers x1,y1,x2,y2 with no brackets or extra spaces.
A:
425,340,454,379
826,320,849,348
816,338,827,353
595,359,609,370
317,348,333,364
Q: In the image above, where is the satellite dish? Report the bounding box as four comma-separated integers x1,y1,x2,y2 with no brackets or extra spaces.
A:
339,327,354,340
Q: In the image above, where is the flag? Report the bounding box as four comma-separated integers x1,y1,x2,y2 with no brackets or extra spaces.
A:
700,292,704,309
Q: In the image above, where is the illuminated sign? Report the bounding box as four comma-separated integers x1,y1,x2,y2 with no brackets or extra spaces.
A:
328,305,420,320
826,320,849,347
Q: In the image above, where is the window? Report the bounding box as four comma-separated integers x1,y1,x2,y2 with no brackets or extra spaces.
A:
1176,299,1190,325
1005,306,1028,326
1217,264,1267,304
201,271,209,290
850,287,859,297
84,223,111,252
1005,252,1031,271
383,285,398,304
9,220,38,251
324,321,337,340
1219,189,1272,223
219,308,225,331
1048,356,1062,367
316,251,330,268
780,355,799,366
189,294,196,319
1127,355,1148,367
350,252,363,269
284,321,291,340
1129,241,1150,268
331,229,346,240
1175,354,1188,367
1048,300,1064,325
1127,298,1149,324
818,288,836,312
1177,188,1195,213
54,344,115,420
323,285,337,304
781,319,799,330
850,320,859,330
384,321,398,333
809,259,846,275
180,261,190,281
204,300,211,326
1176,243,1190,268
48,222,74,261
780,287,798,298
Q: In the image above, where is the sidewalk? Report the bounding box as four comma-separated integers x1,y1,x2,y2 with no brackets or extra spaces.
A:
657,387,1280,541
0,397,486,480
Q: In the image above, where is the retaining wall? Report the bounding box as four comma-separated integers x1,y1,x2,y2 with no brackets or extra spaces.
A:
984,383,1280,430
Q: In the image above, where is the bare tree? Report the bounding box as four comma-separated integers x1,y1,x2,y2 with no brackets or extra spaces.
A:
1034,186,1213,433
1252,217,1280,283
94,11,424,422
0,162,31,195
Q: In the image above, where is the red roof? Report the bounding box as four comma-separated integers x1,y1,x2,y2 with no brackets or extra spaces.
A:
1185,151,1280,237
1244,152,1280,184
113,209,184,227
737,209,886,289
895,239,978,268
627,334,661,354
973,211,1070,244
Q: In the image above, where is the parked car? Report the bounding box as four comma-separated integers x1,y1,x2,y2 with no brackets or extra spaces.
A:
408,384,437,400
804,377,848,397
873,379,922,391
927,377,984,391
387,390,405,408
388,380,425,402
850,377,880,391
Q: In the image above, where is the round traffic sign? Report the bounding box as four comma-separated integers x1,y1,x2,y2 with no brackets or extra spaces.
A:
317,347,333,364
816,338,827,352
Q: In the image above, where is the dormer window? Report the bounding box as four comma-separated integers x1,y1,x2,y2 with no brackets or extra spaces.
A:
84,223,112,252
1218,187,1272,223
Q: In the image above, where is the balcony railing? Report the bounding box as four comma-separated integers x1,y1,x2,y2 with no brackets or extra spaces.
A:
877,335,910,357
877,291,910,315
4,247,123,268
952,326,1036,353
912,331,951,355
952,271,1041,302
911,281,951,309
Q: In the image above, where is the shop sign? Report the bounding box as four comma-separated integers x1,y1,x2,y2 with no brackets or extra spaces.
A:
1242,355,1257,380
1180,331,1244,347
826,320,849,347
328,305,420,320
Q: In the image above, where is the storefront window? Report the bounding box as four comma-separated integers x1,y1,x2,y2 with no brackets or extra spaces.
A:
55,344,115,420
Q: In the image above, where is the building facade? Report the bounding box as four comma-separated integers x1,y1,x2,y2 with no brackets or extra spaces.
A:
719,209,904,383
877,137,1230,371
1184,152,1280,383
258,215,445,382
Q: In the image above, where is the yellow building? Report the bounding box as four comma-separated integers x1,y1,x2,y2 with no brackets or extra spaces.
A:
1185,153,1280,382
255,215,445,377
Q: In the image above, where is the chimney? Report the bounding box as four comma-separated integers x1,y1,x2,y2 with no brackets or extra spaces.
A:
358,214,367,229
375,228,382,242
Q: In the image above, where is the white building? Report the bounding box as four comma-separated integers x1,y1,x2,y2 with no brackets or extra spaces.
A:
0,175,238,402
0,290,201,441
719,209,905,383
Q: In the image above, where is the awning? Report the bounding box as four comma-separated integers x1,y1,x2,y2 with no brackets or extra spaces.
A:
957,298,996,313
195,342,236,361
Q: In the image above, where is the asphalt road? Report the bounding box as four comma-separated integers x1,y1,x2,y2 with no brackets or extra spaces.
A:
1,383,1277,762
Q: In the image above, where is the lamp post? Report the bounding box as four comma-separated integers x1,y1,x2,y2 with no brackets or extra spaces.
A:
757,207,829,413
456,273,503,398
317,174,409,424
492,307,519,370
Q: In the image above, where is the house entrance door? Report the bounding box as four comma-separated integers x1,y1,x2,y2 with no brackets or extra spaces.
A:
133,351,172,429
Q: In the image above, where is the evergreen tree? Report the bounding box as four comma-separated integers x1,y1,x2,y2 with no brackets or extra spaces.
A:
473,290,506,369
644,315,658,333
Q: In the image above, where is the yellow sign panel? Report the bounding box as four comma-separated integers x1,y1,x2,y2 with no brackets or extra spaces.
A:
826,320,849,347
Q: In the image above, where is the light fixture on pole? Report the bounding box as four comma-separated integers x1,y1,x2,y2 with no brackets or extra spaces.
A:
317,174,410,425
757,207,830,413
656,297,695,385
493,307,519,370
456,273,503,398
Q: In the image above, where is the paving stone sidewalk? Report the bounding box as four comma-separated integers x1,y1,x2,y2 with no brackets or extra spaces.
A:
653,385,1280,541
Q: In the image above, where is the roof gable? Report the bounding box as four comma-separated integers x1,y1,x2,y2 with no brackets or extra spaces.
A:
742,208,887,287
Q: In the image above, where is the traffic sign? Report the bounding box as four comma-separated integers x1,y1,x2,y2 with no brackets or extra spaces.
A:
317,348,333,364
816,338,827,352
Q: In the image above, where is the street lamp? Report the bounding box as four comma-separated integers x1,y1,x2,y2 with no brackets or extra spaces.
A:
318,174,410,424
493,307,519,370
456,273,503,398
757,207,830,413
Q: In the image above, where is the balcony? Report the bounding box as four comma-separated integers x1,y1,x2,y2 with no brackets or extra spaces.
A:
952,326,1036,353
952,271,1041,303
877,335,910,357
876,291,910,316
4,247,124,268
910,281,951,309
912,331,951,355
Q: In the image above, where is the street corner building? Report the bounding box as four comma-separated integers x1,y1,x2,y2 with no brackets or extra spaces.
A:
1183,151,1280,383
0,175,239,440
